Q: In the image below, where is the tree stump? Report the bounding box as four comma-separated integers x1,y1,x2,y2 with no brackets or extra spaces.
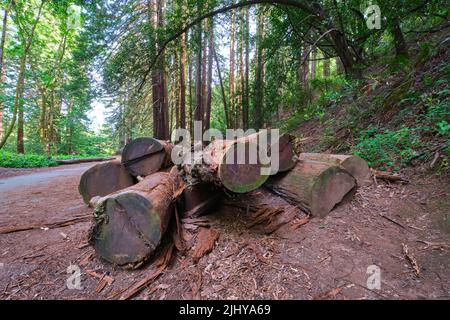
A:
299,153,372,186
78,160,135,204
266,160,356,218
88,170,181,268
121,137,173,177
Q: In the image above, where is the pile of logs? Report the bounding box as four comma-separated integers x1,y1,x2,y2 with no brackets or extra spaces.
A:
80,135,372,269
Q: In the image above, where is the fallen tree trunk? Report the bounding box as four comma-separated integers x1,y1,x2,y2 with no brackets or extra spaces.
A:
121,137,173,177
224,188,305,234
78,160,135,204
183,183,222,217
266,160,356,218
57,157,115,165
299,153,372,186
88,170,181,269
180,138,269,193
372,169,409,183
244,132,298,174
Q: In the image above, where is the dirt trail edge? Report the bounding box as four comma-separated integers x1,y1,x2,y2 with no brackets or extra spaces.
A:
0,164,448,300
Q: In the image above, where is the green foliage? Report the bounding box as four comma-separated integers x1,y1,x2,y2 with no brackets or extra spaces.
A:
0,151,113,168
0,151,58,168
352,127,420,171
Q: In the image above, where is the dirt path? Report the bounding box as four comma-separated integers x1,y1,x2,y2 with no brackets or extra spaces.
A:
0,164,448,300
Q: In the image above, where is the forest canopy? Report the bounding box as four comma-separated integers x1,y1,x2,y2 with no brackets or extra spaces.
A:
0,0,448,161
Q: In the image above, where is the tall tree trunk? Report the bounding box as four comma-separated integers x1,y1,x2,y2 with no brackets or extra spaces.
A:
204,21,214,132
391,18,408,57
323,58,330,77
238,8,245,129
336,57,344,74
188,53,193,136
0,0,45,151
201,16,208,128
16,104,24,153
0,0,12,141
253,6,264,130
310,47,317,80
243,7,249,130
301,44,310,86
0,54,25,150
229,5,236,129
214,47,229,128
150,0,170,140
194,2,203,129
179,25,186,129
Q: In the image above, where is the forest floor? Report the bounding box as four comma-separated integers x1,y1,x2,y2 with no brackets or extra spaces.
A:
0,161,448,300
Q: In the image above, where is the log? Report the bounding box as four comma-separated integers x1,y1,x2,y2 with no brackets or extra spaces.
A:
299,153,372,186
183,183,222,217
78,160,135,204
121,137,173,177
89,170,180,268
372,169,409,183
57,157,115,165
266,160,356,218
180,138,269,193
245,132,298,174
224,188,305,234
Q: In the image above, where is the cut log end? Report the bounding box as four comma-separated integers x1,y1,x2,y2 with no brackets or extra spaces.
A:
89,171,177,268
78,161,135,204
267,160,356,218
90,192,162,268
274,134,298,173
218,140,269,193
121,137,173,177
310,166,356,218
299,153,372,186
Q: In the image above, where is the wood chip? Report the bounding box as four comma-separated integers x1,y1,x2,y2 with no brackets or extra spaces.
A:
313,286,344,300
0,215,90,234
402,243,420,276
119,242,175,300
191,228,220,263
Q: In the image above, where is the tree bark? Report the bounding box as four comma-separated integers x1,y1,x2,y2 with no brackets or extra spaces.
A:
243,7,250,130
150,0,170,140
0,0,12,141
229,5,236,129
253,6,265,130
0,0,45,150
204,20,214,132
179,22,187,129
266,160,355,217
391,18,408,57
78,160,135,204
323,58,330,77
310,47,317,81
238,8,245,129
16,106,24,153
89,170,180,268
194,1,203,128
213,47,229,128
121,137,173,177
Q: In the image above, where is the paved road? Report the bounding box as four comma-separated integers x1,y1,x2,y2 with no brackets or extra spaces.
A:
0,163,96,193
